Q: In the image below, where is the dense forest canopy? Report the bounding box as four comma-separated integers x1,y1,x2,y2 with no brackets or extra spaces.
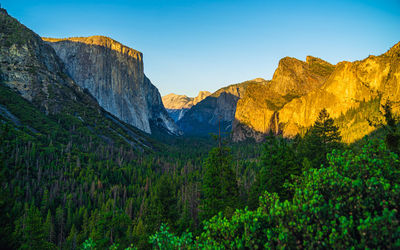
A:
2,79,400,249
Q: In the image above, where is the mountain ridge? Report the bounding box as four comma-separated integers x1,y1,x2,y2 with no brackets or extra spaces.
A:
233,41,400,142
0,9,166,150
43,36,180,135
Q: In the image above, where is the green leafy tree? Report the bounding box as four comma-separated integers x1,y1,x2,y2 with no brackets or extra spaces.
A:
81,238,96,250
152,139,400,249
149,223,193,250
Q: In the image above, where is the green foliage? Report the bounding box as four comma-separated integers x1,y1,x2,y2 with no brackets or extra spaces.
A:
13,204,56,249
335,97,381,143
0,86,262,249
149,224,194,249
249,134,301,208
300,108,342,168
152,140,400,248
201,145,239,220
370,100,400,154
1,59,399,249
81,238,96,250
145,175,179,233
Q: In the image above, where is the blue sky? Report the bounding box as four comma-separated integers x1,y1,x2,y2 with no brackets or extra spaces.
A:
2,0,400,97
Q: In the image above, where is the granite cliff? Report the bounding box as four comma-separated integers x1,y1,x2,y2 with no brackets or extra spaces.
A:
233,42,400,143
0,9,158,149
43,36,180,135
177,80,257,135
0,9,79,114
162,91,211,122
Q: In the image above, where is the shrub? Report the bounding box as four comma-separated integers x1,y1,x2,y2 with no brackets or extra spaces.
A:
151,140,400,249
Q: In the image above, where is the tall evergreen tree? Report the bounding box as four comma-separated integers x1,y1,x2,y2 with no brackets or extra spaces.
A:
44,209,55,244
200,145,239,220
301,108,342,168
145,175,178,233
64,225,78,250
249,134,301,208
368,100,400,154
13,204,54,249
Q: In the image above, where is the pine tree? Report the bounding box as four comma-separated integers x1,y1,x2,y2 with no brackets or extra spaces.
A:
55,206,65,246
40,189,49,216
382,102,400,153
64,225,78,250
368,101,400,153
44,209,55,244
14,204,52,249
249,134,301,208
145,175,178,233
301,108,342,168
201,145,239,220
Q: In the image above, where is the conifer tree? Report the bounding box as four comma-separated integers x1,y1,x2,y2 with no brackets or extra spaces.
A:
301,108,342,168
40,189,49,216
200,144,238,220
145,175,178,232
44,209,55,244
249,134,300,208
368,100,400,153
14,204,52,249
64,225,78,250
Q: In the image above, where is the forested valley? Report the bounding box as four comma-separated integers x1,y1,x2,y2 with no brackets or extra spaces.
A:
2,78,400,249
1,5,400,249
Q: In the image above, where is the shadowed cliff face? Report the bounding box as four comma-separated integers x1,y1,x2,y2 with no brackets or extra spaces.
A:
43,36,181,135
177,81,254,135
162,91,211,122
233,42,400,143
0,9,81,114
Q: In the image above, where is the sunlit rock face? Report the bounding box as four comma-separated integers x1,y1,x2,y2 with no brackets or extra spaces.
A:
233,42,400,143
162,91,211,122
44,36,181,135
233,56,334,142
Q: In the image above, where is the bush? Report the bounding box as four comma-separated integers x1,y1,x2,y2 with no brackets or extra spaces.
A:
151,140,400,249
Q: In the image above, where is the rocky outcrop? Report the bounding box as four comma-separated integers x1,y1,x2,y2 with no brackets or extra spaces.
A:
269,56,335,96
278,42,400,142
177,80,254,135
0,9,162,150
233,56,335,142
0,8,88,114
162,91,211,122
233,42,400,143
43,36,180,135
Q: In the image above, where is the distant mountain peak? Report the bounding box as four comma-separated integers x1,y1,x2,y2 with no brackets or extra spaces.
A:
162,91,211,122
